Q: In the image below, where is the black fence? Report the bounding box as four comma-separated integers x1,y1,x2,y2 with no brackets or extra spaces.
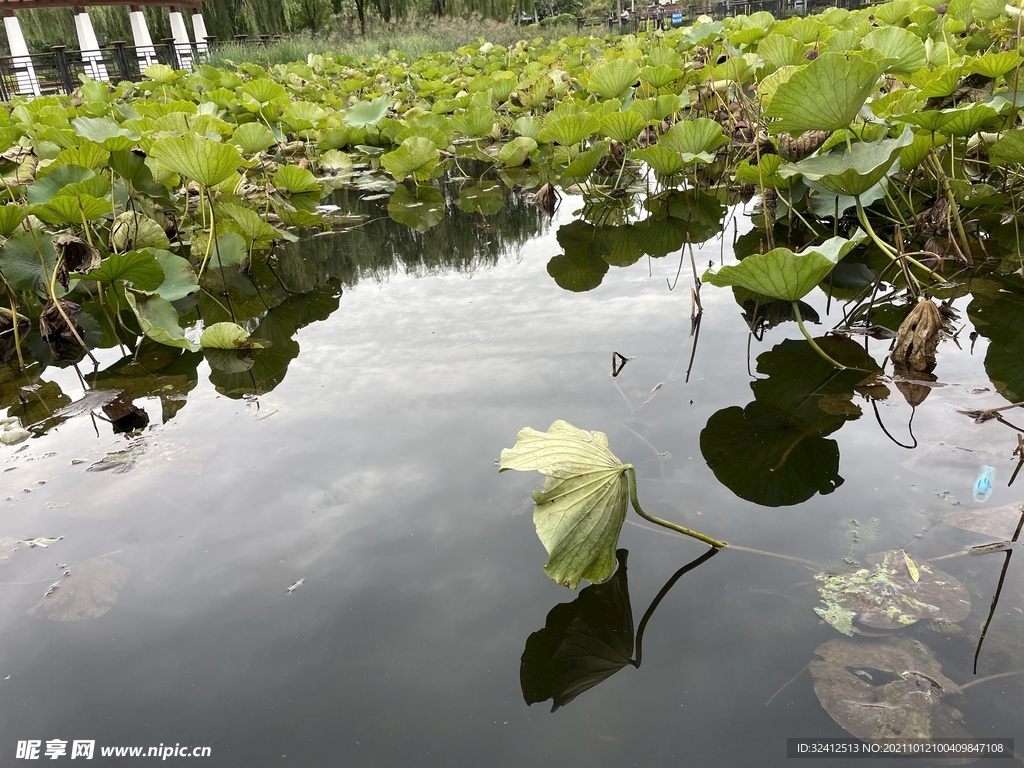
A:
0,35,285,101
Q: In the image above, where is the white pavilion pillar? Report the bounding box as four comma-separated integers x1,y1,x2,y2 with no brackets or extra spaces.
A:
74,10,109,82
129,7,158,68
191,11,209,55
3,14,40,96
168,9,193,70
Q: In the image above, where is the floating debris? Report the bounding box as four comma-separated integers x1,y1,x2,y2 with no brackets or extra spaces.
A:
29,557,129,621
20,537,63,549
287,579,304,594
973,465,996,502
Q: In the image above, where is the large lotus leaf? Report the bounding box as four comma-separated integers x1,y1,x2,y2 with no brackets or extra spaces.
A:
219,202,287,245
814,550,971,635
450,106,496,138
240,78,286,106
862,27,926,74
343,96,392,129
381,137,440,183
765,52,880,134
150,135,244,187
631,215,688,258
273,165,321,194
232,122,276,154
600,111,647,144
562,140,611,181
0,204,25,237
938,102,1002,137
628,95,679,124
147,249,199,301
0,231,57,294
631,146,683,176
124,291,198,352
498,136,538,167
538,114,600,147
82,251,164,291
109,211,170,253
966,51,1018,79
30,194,109,225
779,128,913,197
513,116,542,141
71,116,140,152
702,233,865,302
639,64,683,89
758,34,807,69
26,164,93,205
659,118,728,157
200,322,263,350
587,59,641,100
521,549,633,712
500,421,630,589
988,129,1024,167
387,185,445,232
945,503,1024,540
29,556,129,621
810,638,970,743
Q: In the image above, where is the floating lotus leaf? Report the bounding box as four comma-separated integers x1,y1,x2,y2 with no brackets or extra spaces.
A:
810,638,970,743
521,549,633,711
499,420,630,589
779,128,913,197
945,503,1024,541
702,233,866,302
381,137,440,182
200,322,264,350
29,556,130,621
765,52,881,135
814,550,971,635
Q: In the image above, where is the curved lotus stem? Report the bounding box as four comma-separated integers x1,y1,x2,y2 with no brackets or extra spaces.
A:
626,466,727,548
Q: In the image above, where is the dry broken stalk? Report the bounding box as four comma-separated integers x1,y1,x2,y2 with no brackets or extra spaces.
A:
891,298,942,372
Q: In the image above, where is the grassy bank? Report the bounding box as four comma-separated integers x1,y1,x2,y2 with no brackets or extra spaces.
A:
205,15,583,66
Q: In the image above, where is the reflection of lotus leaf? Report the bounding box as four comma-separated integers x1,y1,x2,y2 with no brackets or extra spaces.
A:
814,550,971,635
810,638,971,746
521,550,633,711
29,557,129,621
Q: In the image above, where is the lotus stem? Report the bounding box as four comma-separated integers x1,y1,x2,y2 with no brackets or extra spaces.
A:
625,466,727,548
790,301,850,370
854,198,940,280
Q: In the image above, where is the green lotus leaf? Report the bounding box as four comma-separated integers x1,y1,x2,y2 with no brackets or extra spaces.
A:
628,95,680,124
51,141,109,171
450,106,496,138
82,251,164,291
538,114,600,146
965,51,1018,79
779,127,914,197
599,111,647,144
0,204,25,237
702,232,866,302
587,59,641,100
0,231,57,295
387,185,445,232
381,137,440,182
498,136,538,167
873,0,912,24
71,116,140,152
935,103,1002,137
989,129,1024,166
499,420,629,589
343,95,392,129
124,290,198,352
862,27,926,75
282,101,326,132
513,116,542,141
109,211,170,253
631,146,683,176
219,203,287,245
241,78,286,106
146,249,199,301
910,64,963,99
200,322,264,350
150,134,244,187
765,52,880,135
232,122,276,154
272,165,322,194
758,34,807,70
639,64,683,89
659,118,728,156
144,63,179,84
26,164,93,205
562,140,611,181
30,194,109,225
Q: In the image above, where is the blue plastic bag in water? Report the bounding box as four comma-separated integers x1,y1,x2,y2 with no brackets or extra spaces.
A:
974,465,996,502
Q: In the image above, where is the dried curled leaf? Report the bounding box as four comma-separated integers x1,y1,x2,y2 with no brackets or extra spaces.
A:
891,299,942,372
54,234,101,290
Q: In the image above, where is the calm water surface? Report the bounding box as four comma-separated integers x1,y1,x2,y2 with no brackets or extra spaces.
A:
0,188,1021,767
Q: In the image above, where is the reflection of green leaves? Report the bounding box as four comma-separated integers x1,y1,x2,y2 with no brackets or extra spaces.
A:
703,233,865,302
521,549,634,711
387,185,445,232
765,52,880,134
200,322,264,350
968,278,1024,403
124,291,199,352
500,421,629,589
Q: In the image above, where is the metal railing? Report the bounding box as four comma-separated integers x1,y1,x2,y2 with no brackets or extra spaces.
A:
0,35,285,100
574,0,861,33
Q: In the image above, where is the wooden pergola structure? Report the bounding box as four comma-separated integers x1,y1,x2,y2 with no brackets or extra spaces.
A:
0,0,208,94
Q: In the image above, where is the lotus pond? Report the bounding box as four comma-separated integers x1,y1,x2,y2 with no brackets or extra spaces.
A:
2,2,1024,764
